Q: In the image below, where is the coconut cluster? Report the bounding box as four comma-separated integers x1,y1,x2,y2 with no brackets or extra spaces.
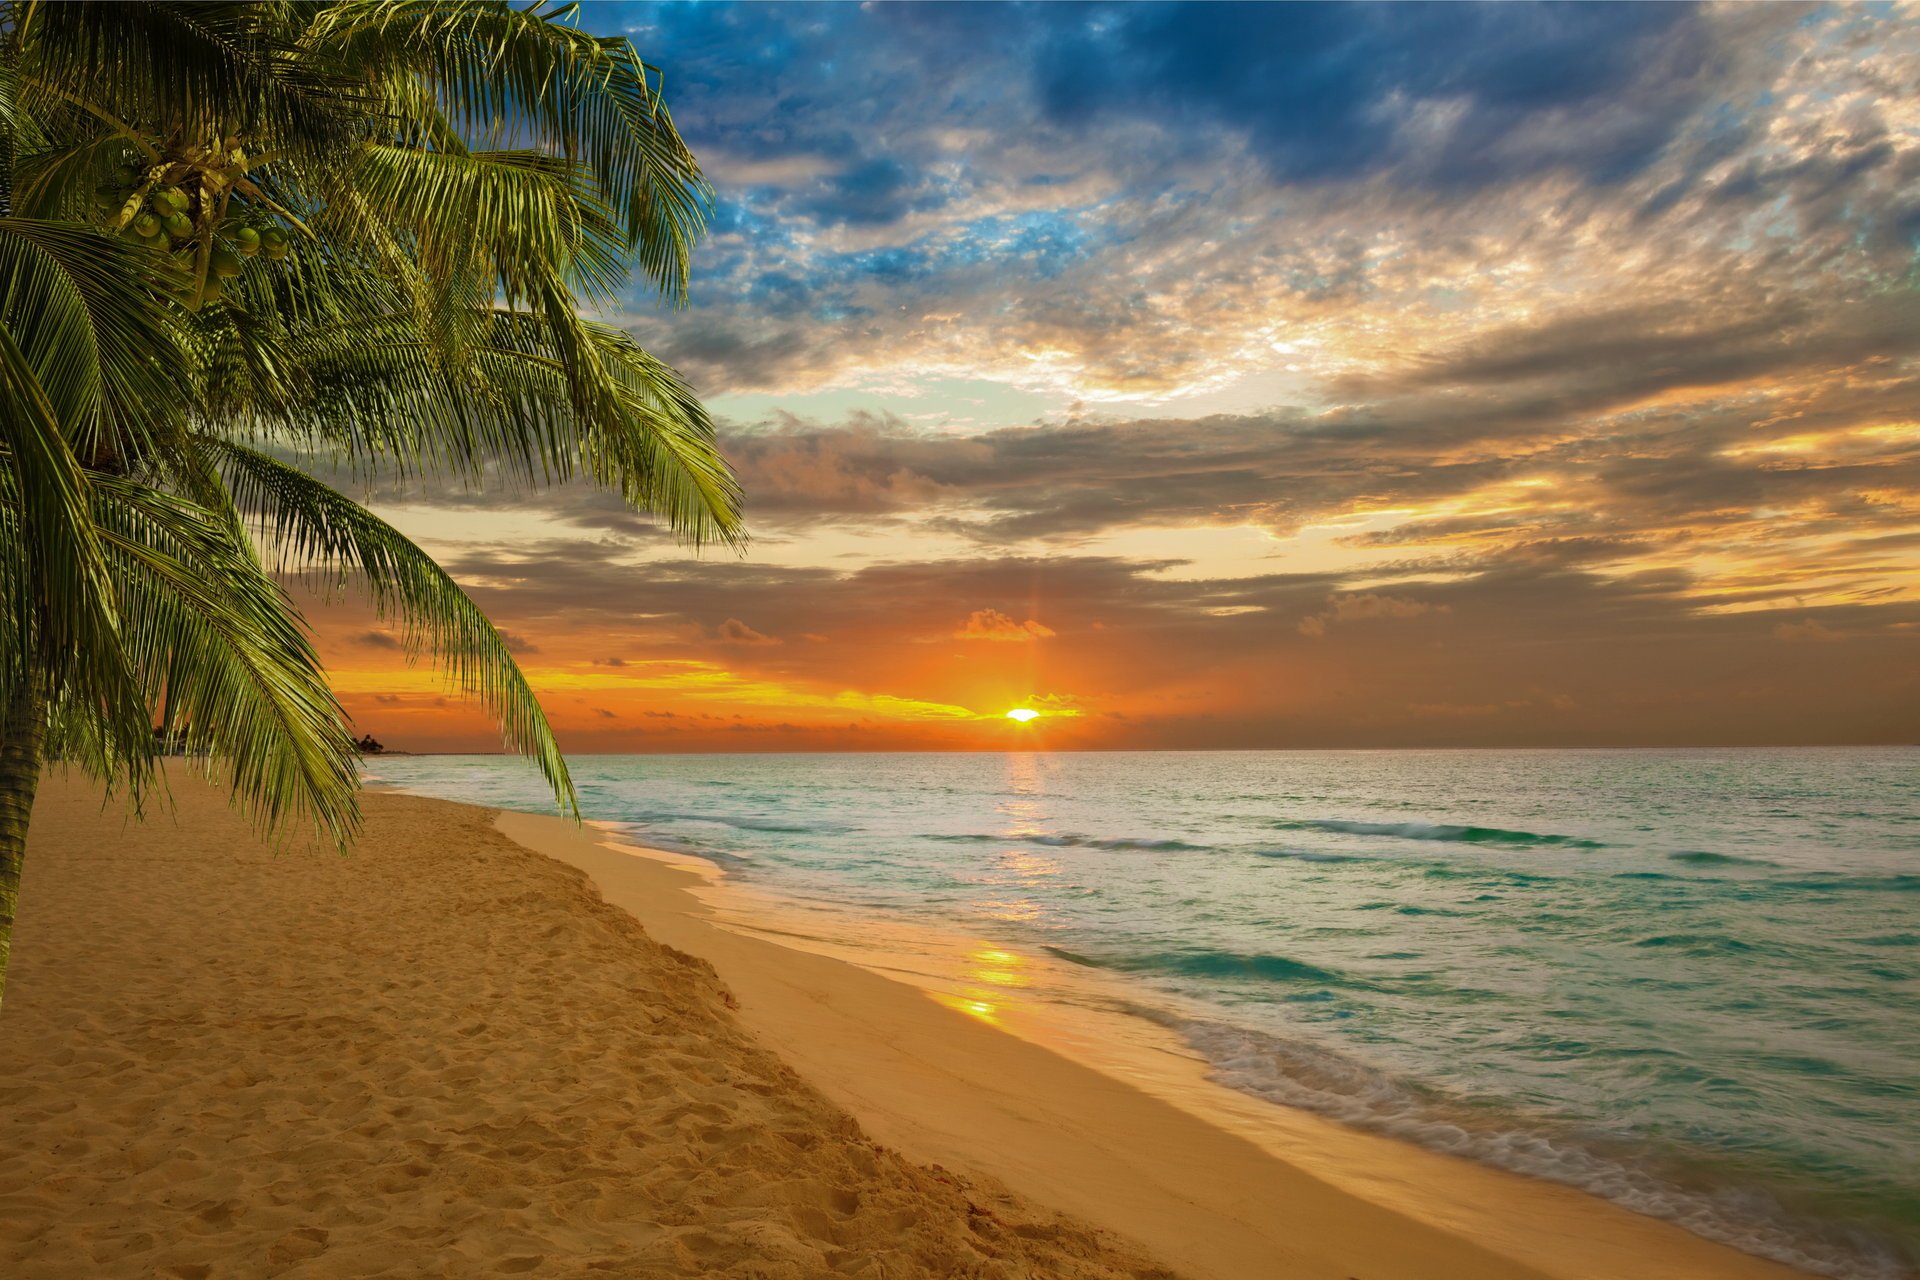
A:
105,178,292,304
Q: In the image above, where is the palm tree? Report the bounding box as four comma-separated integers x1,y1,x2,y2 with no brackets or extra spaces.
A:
0,1,744,1001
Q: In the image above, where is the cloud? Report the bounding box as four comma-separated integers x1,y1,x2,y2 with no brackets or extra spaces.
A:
1031,1,1729,188
357,630,403,650
1774,619,1843,643
606,2,1915,403
955,608,1057,642
714,618,782,646
1299,594,1446,638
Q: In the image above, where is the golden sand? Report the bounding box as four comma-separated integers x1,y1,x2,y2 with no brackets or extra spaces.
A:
0,776,1171,1278
0,774,1815,1279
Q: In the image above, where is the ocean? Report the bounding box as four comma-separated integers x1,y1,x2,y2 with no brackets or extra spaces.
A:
365,747,1919,1278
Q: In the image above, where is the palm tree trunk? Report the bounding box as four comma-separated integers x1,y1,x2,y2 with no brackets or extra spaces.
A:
0,678,47,1009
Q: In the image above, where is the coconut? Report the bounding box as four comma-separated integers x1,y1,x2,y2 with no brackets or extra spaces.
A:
162,212,193,238
230,226,261,255
133,214,162,238
211,246,244,278
154,188,189,215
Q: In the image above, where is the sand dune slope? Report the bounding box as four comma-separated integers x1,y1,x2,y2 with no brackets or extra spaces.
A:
0,776,1175,1279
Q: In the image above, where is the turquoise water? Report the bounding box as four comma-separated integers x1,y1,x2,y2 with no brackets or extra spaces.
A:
367,748,1920,1278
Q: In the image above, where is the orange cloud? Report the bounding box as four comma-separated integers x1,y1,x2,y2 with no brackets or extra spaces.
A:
1773,619,1842,643
956,608,1057,642
714,618,782,646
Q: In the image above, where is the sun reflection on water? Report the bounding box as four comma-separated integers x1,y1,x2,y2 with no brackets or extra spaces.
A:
968,945,1031,989
935,994,1001,1023
993,848,1061,885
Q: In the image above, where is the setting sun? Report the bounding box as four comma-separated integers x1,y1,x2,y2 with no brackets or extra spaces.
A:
1005,708,1040,723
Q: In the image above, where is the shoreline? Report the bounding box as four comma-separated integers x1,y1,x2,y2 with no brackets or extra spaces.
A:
495,804,1817,1280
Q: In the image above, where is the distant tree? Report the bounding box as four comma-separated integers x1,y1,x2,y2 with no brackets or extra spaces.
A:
0,1,744,1002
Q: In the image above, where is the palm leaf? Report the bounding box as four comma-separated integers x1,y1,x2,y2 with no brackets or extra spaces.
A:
90,472,362,846
234,305,744,548
305,0,711,298
209,440,577,815
11,2,365,172
0,323,138,728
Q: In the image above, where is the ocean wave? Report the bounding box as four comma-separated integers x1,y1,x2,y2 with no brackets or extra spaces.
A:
1419,865,1555,884
1632,932,1762,955
1042,834,1206,852
606,825,728,859
1669,850,1778,867
628,809,853,835
1775,874,1920,895
1274,818,1608,849
931,832,1206,853
1156,1014,1913,1280
1253,847,1367,863
1044,944,1350,986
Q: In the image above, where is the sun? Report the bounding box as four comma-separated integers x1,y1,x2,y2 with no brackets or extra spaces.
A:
1005,708,1040,723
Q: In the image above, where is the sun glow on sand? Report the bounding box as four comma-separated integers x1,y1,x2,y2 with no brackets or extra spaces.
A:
1005,708,1041,723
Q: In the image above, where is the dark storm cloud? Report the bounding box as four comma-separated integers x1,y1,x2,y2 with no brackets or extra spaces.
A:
1029,1,1727,188
628,1,1766,206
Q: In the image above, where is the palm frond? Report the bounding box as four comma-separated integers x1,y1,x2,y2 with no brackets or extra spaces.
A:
305,0,711,299
244,305,743,547
346,143,629,307
0,218,191,461
12,2,366,172
208,439,577,815
91,472,362,846
0,324,139,733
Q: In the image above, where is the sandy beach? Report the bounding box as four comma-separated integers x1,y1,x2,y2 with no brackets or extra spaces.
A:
0,773,1817,1279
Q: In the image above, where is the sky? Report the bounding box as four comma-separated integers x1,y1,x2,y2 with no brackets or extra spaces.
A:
316,0,1920,753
